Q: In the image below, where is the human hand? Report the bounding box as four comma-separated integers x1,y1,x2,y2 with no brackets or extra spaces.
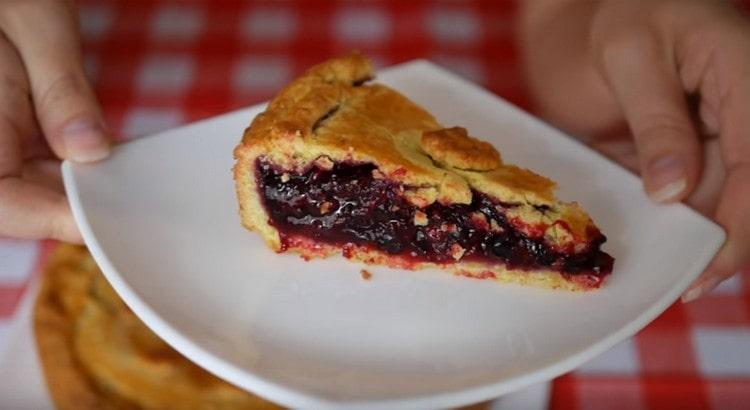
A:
0,0,109,243
521,0,750,301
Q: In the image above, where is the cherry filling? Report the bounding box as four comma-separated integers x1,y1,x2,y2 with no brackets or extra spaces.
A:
257,159,613,284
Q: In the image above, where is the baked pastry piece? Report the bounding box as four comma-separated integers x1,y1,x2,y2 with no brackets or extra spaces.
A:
233,54,613,290
34,244,281,410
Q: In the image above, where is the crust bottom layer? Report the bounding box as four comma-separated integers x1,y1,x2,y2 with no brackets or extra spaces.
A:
282,235,600,291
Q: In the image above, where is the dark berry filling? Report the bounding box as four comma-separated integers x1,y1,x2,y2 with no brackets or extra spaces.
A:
256,159,613,284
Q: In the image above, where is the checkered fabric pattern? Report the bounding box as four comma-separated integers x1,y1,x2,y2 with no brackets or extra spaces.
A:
1,1,749,409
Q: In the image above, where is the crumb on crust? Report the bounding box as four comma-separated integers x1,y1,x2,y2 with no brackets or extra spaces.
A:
319,201,334,214
450,244,466,261
314,156,335,170
413,210,428,226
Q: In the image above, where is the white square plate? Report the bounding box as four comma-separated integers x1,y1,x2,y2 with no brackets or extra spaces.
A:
62,60,724,409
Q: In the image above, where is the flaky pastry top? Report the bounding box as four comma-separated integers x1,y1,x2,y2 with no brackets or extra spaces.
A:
234,53,598,242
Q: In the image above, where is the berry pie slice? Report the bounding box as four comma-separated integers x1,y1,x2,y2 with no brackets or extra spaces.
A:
233,54,614,291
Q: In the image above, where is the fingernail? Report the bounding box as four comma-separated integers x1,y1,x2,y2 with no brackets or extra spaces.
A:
647,155,687,203
62,118,110,162
681,276,721,303
651,179,687,203
681,286,702,303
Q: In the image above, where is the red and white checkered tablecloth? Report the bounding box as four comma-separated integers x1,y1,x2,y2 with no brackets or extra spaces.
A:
1,1,749,409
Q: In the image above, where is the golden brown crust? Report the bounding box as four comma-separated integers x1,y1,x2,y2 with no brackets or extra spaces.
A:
34,244,282,410
34,245,109,410
233,53,604,260
421,127,502,171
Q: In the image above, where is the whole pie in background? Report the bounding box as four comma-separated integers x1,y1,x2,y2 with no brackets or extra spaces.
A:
34,244,282,410
233,54,614,291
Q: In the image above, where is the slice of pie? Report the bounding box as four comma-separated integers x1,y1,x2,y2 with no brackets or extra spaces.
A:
233,54,614,291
